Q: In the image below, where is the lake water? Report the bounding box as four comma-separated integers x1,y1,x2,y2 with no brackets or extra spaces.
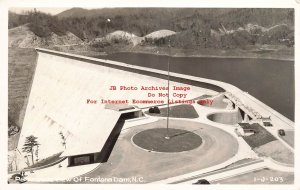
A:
97,52,294,121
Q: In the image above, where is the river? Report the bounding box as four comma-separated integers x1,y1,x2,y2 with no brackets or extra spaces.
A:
97,52,294,121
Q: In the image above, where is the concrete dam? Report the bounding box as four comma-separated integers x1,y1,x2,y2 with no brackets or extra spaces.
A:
17,48,294,169
17,48,220,164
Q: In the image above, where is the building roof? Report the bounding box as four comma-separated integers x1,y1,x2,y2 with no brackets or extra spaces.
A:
105,104,135,111
238,123,251,129
238,123,260,132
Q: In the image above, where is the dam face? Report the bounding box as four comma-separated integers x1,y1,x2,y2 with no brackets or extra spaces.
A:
17,49,218,164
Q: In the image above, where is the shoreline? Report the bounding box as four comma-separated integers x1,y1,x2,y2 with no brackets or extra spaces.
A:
57,45,294,62
115,45,294,61
114,49,295,62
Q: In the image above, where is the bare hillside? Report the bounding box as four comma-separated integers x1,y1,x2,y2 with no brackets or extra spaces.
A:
9,24,83,48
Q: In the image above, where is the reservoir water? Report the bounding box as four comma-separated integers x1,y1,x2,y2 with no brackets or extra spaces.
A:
97,52,294,121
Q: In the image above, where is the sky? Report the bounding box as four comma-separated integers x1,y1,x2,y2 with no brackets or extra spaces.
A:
9,7,70,15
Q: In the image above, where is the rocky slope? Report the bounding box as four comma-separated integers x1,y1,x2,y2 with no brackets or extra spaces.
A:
89,29,177,47
9,24,83,48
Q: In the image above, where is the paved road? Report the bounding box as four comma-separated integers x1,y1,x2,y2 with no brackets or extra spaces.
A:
160,158,293,184
80,119,239,183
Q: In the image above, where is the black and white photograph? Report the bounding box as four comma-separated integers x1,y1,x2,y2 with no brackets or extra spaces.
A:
0,0,299,189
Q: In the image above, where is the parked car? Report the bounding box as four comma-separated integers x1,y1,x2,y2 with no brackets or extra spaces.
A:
153,106,160,114
278,129,285,136
8,173,27,184
193,179,210,184
149,106,160,114
263,122,273,127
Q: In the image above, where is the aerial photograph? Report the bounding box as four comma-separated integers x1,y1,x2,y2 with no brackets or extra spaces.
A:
7,7,294,184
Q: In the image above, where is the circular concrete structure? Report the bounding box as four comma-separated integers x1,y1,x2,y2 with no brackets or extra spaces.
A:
207,111,242,125
82,119,239,183
132,128,202,153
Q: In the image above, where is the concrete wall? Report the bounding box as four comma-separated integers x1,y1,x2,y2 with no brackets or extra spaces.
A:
17,49,218,168
207,110,243,125
211,94,229,109
200,94,229,109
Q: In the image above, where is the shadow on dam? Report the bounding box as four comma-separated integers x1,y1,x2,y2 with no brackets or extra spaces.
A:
97,120,125,163
98,52,294,121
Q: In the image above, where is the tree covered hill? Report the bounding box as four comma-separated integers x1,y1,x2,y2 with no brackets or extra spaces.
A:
9,8,294,49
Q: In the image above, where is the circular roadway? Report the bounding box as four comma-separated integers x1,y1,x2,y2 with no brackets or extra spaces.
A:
81,119,239,183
